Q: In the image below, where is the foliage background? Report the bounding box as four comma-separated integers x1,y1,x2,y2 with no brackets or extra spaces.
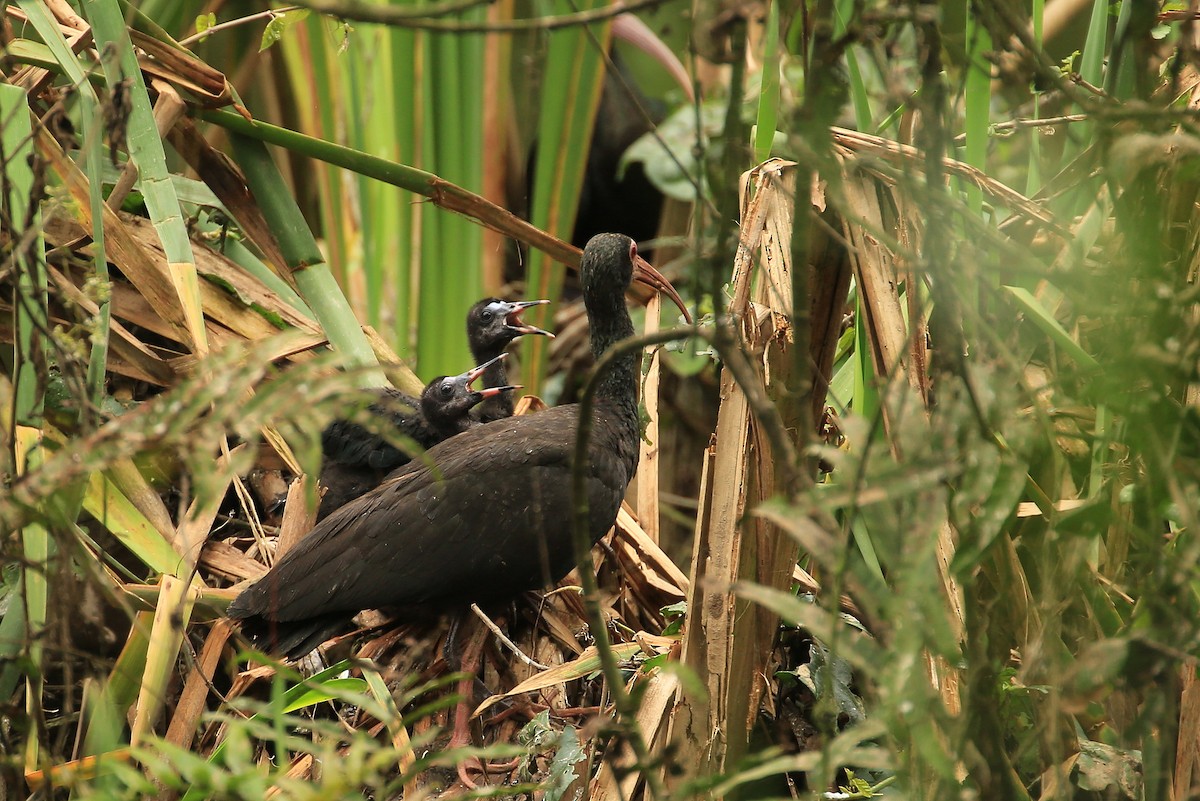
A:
1,0,1199,799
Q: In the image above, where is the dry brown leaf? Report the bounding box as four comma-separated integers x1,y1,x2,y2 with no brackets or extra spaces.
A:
130,30,234,108
45,263,177,385
199,540,269,582
831,126,1066,235
264,754,315,798
167,118,292,284
638,292,662,542
37,129,195,348
615,504,688,592
1175,667,1200,799
473,642,642,717
278,476,319,559
674,161,809,780
23,748,133,792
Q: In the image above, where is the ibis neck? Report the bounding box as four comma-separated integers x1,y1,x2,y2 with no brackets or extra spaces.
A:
588,297,639,420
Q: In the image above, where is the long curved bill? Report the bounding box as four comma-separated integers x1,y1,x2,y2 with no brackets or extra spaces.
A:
633,253,692,323
612,14,694,104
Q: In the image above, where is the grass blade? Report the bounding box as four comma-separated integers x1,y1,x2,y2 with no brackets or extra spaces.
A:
753,0,780,164
1,81,49,771
16,1,111,418
1003,285,1099,370
229,133,386,387
84,0,208,354
963,12,991,218
521,0,612,395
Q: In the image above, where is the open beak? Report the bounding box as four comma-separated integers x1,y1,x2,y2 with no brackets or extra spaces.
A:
633,254,692,323
465,353,507,387
506,299,555,338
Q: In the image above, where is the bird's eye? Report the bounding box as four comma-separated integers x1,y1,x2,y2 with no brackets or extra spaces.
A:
441,383,453,396
480,310,493,322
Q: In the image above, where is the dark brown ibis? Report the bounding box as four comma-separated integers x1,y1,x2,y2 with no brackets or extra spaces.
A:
315,387,426,519
228,233,687,659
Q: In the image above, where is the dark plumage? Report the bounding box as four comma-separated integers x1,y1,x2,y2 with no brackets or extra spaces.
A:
421,355,518,437
316,299,551,518
466,298,552,423
228,234,686,659
321,390,423,471
316,388,427,518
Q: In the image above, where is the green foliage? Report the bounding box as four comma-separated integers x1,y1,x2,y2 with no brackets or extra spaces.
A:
260,9,310,52
69,711,416,801
621,102,721,202
518,711,586,801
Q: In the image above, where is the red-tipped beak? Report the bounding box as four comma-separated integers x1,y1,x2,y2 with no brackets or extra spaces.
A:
477,384,521,399
465,353,507,387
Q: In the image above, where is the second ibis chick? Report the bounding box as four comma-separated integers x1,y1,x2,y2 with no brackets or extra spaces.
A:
422,361,520,438
317,355,510,518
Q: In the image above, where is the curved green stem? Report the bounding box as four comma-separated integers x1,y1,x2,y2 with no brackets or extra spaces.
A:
571,325,695,799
